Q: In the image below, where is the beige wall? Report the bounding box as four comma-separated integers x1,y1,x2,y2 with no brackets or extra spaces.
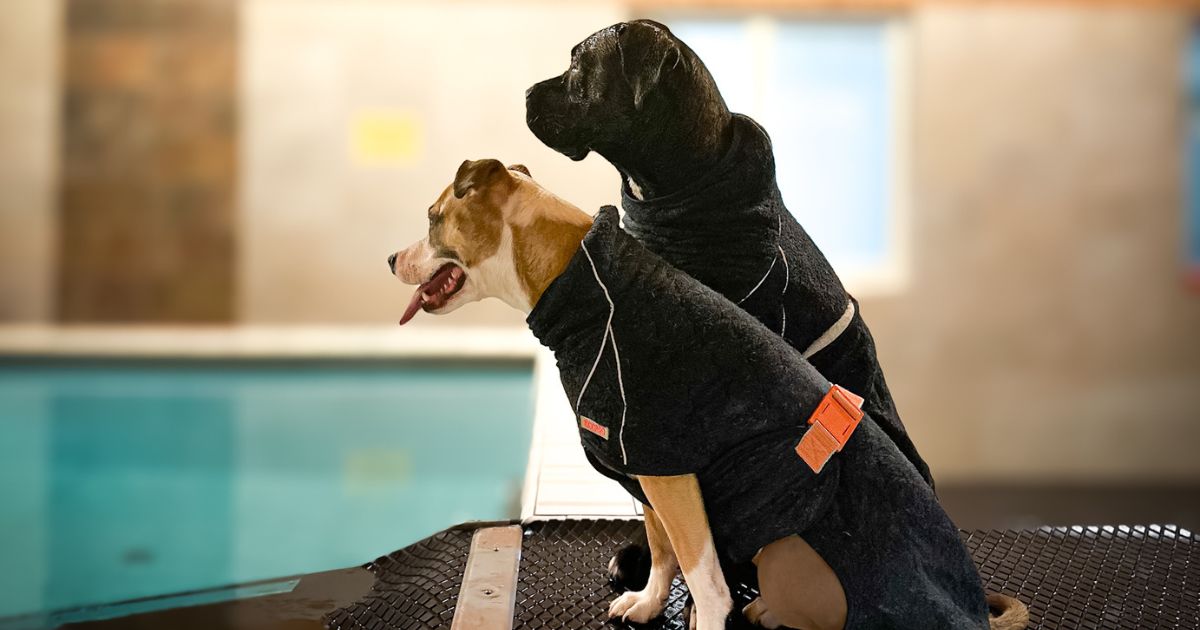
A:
864,5,1200,483
239,0,624,326
0,0,58,321
238,3,1200,482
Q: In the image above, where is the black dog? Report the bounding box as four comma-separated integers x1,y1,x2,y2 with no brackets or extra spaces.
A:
527,20,935,588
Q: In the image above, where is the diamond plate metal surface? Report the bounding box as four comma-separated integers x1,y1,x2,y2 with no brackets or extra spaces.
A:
326,520,1200,630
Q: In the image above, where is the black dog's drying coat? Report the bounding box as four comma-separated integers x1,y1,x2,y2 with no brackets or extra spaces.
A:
621,114,935,490
527,207,989,629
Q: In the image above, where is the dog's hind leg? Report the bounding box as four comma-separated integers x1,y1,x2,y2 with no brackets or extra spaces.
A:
607,505,677,623
637,474,733,630
755,534,847,630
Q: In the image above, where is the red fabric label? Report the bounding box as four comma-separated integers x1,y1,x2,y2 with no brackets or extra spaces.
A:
580,416,609,440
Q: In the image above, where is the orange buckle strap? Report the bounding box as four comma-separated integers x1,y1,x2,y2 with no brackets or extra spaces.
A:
795,385,865,473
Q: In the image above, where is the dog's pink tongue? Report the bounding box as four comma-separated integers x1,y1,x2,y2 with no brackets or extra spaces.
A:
398,290,424,326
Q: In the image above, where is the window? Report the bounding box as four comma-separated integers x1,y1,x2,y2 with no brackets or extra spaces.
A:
1187,23,1200,290
663,16,909,293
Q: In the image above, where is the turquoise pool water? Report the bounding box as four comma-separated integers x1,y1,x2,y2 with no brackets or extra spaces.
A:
0,360,533,618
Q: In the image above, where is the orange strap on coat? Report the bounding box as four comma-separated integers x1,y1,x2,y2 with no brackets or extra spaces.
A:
795,385,864,474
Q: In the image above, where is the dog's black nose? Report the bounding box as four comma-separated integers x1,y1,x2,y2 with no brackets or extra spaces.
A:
387,253,397,273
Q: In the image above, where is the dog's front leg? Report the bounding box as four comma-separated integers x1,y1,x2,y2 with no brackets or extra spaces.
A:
637,474,732,630
608,505,677,622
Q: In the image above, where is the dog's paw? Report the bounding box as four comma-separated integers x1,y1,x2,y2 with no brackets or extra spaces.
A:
694,609,731,630
607,543,650,591
742,597,781,629
691,599,735,630
607,589,667,624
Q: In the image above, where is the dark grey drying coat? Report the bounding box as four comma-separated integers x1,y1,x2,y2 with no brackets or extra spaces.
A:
621,114,934,490
527,207,988,630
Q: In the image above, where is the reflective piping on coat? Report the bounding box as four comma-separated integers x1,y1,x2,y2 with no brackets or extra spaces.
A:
738,215,787,314
736,255,777,305
739,213,787,307
578,241,629,465
802,300,857,359
778,244,789,338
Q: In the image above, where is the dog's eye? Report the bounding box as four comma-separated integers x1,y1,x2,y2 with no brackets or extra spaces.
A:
566,65,586,98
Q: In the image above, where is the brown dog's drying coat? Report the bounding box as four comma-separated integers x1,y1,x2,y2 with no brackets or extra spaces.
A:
621,114,935,491
527,207,989,629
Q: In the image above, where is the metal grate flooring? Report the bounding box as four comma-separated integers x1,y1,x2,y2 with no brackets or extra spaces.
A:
324,520,1199,630
324,525,474,630
965,525,1199,629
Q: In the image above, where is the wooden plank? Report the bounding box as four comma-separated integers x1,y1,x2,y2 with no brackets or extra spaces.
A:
450,525,523,630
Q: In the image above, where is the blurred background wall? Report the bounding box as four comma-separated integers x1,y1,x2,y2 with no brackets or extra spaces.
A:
1,0,1197,485
882,6,1199,482
0,0,59,322
239,0,623,324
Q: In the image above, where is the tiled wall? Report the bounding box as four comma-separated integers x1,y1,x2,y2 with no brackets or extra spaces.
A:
58,0,237,322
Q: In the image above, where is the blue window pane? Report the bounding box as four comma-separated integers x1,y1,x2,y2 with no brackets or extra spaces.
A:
1187,25,1200,276
665,21,757,116
666,18,894,275
770,22,891,270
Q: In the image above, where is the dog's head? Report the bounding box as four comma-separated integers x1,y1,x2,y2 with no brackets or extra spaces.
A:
525,20,726,162
388,159,591,324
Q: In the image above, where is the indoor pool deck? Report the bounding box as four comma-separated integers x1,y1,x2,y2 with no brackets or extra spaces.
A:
0,326,538,362
3,332,1200,629
8,520,1198,629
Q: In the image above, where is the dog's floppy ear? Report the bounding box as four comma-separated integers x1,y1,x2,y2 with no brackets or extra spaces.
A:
507,164,531,177
453,159,508,198
617,20,683,110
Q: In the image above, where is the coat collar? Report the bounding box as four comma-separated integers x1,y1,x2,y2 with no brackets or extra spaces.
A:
621,114,779,230
526,205,627,353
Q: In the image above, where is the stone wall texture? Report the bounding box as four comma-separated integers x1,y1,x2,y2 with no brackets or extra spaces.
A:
58,0,237,322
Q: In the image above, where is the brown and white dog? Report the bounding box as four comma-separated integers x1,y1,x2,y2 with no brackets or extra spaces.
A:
390,162,591,322
388,159,1027,630
390,159,852,630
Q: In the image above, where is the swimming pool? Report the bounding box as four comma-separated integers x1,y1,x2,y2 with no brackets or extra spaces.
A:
0,359,533,618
